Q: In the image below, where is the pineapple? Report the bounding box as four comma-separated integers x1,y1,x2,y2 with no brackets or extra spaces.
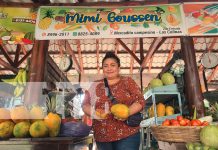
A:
38,9,55,30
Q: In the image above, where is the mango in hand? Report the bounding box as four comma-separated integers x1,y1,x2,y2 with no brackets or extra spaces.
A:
95,109,109,119
111,104,129,119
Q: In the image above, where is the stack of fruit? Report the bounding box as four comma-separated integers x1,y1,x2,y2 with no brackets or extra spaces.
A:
148,103,175,118
186,125,218,150
0,101,61,139
149,72,175,89
161,115,210,126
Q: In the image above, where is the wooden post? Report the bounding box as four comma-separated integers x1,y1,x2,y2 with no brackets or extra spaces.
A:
181,37,205,118
24,40,49,105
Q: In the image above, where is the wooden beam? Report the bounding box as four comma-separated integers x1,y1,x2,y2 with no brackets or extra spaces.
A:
166,38,177,64
141,37,167,69
21,44,27,55
208,37,217,51
130,38,137,74
14,44,21,65
28,40,39,82
116,38,140,64
148,56,154,73
114,39,119,55
16,50,32,67
0,57,18,73
96,39,100,74
139,38,144,62
64,40,81,74
76,40,84,74
181,36,204,118
207,66,218,83
47,55,70,82
0,44,14,66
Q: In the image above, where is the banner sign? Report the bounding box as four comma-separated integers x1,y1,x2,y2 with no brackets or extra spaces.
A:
183,2,218,36
35,4,186,40
0,7,37,44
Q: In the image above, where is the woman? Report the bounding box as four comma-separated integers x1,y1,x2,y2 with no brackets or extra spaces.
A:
82,51,145,150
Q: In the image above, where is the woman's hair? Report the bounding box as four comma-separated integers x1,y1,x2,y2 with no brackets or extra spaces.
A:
102,51,120,67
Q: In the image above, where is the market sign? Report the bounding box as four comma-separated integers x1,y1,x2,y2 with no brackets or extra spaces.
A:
0,7,37,44
183,2,218,36
35,4,186,40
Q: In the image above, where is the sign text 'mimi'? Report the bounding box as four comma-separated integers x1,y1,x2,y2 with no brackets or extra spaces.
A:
65,12,161,24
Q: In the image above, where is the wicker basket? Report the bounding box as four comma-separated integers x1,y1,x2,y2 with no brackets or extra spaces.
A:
150,126,203,143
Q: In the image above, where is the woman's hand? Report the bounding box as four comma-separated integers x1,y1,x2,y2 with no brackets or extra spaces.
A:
94,108,110,120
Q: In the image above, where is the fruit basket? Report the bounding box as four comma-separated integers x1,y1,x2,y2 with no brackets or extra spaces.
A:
150,125,203,143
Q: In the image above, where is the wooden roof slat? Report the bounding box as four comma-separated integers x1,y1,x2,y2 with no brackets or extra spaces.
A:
16,50,32,67
130,38,137,74
0,44,15,66
139,38,144,62
207,66,218,83
14,44,21,65
64,40,81,74
76,39,84,74
116,38,140,64
0,57,18,73
141,37,167,70
166,38,177,64
96,39,100,74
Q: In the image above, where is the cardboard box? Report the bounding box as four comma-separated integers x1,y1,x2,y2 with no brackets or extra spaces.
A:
158,141,186,150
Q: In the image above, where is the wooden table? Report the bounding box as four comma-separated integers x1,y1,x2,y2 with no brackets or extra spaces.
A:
0,136,93,150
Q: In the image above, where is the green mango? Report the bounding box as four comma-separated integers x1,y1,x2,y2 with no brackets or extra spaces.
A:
195,145,202,150
186,143,194,150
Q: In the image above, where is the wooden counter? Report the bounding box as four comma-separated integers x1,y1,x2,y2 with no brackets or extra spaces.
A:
0,136,93,150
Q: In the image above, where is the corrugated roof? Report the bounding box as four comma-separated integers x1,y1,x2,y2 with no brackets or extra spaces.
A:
0,37,217,83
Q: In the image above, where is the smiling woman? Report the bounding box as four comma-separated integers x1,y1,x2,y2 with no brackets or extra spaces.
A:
82,51,145,150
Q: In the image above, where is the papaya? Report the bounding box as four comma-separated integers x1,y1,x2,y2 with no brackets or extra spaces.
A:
157,103,165,117
111,104,129,119
13,121,30,138
0,121,15,138
29,121,48,138
165,106,174,116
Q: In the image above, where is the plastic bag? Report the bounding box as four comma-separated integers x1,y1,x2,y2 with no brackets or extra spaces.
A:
59,121,92,137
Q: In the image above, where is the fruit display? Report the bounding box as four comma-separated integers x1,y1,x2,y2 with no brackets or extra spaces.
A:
148,72,175,90
161,115,210,126
148,103,175,118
